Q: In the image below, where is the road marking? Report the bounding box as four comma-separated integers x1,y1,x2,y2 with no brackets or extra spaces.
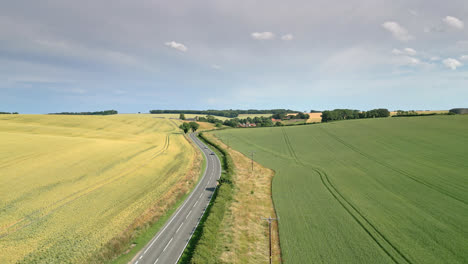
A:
139,255,143,260
193,200,198,207
176,222,184,233
142,142,210,254
163,237,173,252
135,261,139,264
154,258,159,264
199,193,203,199
186,210,192,219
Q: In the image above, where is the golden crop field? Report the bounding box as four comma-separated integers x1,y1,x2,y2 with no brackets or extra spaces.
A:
0,114,196,263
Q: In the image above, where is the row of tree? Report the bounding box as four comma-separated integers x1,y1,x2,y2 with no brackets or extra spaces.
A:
49,110,118,115
150,109,296,118
321,108,390,122
0,112,19,114
223,116,275,127
179,122,200,133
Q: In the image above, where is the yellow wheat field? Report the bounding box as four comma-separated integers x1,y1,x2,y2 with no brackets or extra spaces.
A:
0,114,195,263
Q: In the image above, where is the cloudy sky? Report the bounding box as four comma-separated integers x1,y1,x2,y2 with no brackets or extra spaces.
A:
1,0,467,113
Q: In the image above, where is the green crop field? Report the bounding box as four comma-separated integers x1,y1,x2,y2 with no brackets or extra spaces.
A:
211,115,468,263
0,114,195,263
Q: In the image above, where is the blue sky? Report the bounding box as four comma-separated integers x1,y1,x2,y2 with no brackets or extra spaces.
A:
1,0,467,113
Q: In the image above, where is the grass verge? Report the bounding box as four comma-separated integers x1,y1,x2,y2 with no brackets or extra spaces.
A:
208,132,281,263
178,132,234,264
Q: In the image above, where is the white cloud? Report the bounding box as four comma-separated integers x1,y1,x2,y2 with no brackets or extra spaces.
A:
443,58,462,70
392,48,416,56
392,49,403,55
211,64,221,69
164,41,188,52
430,56,441,61
281,34,294,41
459,55,468,61
382,21,413,42
406,57,421,66
443,16,464,30
404,48,416,56
251,32,275,40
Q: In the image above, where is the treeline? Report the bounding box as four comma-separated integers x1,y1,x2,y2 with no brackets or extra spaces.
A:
49,110,118,115
393,110,436,117
223,116,275,127
272,112,310,120
180,133,234,263
149,109,296,118
449,108,468,114
321,108,390,122
196,115,276,128
0,112,19,114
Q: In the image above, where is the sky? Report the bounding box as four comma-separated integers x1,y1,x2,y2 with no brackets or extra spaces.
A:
1,0,467,113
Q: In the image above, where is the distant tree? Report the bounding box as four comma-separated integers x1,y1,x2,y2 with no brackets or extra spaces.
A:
179,122,191,133
179,113,186,120
215,122,222,128
275,121,283,126
189,122,200,132
271,113,287,120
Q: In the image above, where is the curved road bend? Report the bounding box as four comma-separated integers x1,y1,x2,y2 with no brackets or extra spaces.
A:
132,132,221,264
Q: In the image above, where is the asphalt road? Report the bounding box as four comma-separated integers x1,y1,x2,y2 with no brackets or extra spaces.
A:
132,132,221,264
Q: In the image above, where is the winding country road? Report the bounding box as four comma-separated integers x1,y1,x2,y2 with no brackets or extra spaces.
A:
131,132,221,264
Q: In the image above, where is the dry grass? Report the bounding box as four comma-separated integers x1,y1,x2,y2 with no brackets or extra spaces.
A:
205,133,281,264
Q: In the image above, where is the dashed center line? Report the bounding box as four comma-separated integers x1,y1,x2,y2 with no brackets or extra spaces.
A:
186,210,192,219
176,222,184,233
193,200,199,207
163,237,173,252
154,258,159,264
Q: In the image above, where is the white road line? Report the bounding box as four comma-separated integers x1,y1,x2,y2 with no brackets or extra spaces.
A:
186,210,192,219
135,261,139,264
163,238,173,252
199,193,203,199
154,258,159,264
141,138,209,256
139,255,143,260
176,222,184,233
193,200,199,207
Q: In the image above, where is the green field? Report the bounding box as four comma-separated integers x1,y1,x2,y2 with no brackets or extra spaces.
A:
0,114,196,263
211,115,468,263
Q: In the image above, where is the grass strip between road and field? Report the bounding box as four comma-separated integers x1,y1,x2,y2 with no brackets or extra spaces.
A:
112,135,207,264
178,132,234,264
